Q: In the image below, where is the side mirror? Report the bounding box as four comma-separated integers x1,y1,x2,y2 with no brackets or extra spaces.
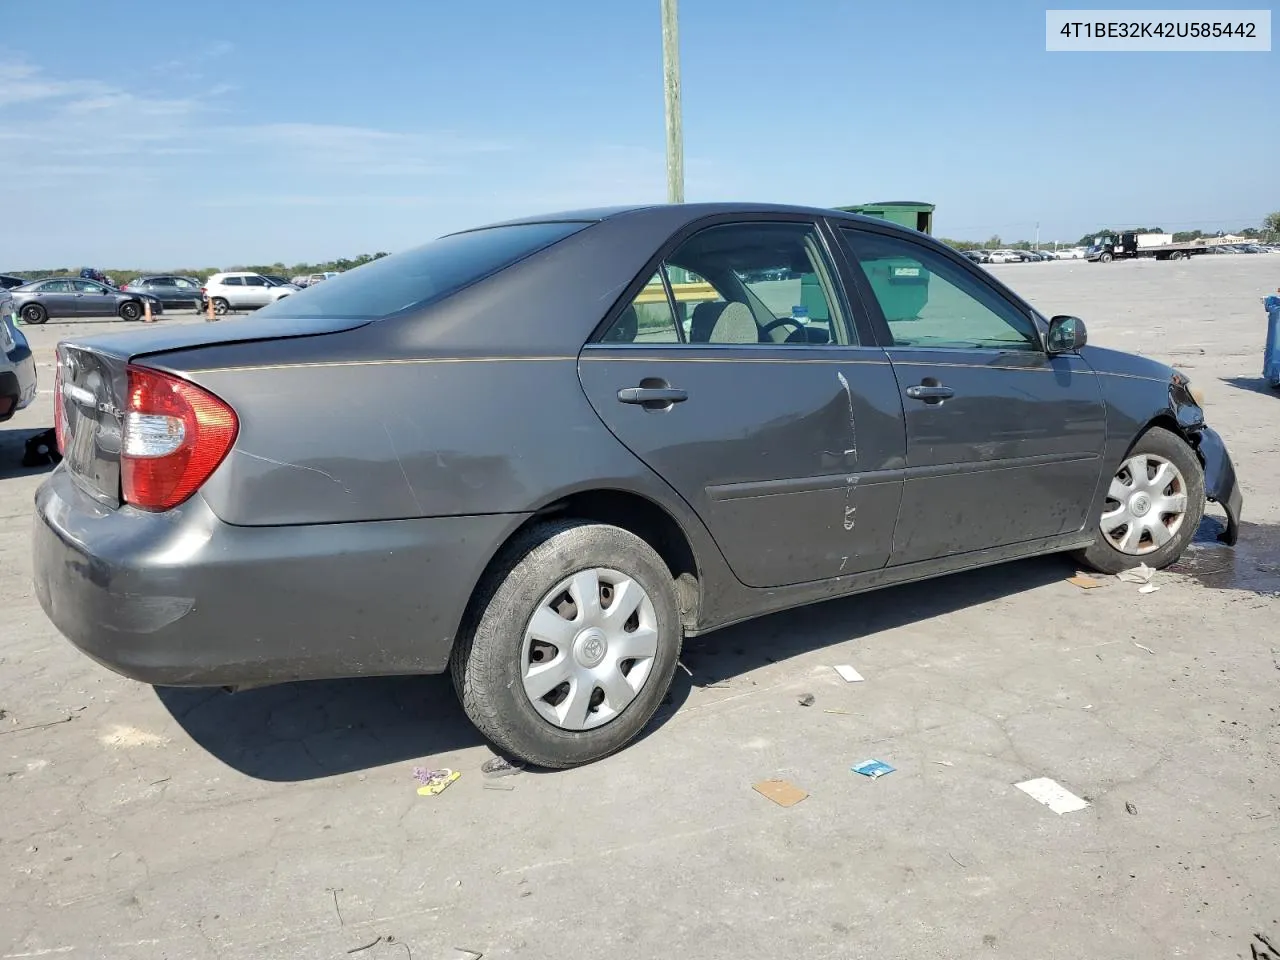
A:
1047,314,1087,354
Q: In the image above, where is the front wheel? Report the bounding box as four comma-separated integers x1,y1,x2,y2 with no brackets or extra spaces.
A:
1099,252,1114,263
451,520,683,768
1075,426,1204,574
118,301,141,321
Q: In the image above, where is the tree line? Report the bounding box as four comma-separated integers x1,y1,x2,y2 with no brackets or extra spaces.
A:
5,252,391,285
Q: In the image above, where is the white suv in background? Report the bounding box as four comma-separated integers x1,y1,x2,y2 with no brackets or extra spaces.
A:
202,272,298,315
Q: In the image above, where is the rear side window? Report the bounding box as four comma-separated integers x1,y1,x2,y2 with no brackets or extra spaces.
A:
222,276,243,286
256,221,589,320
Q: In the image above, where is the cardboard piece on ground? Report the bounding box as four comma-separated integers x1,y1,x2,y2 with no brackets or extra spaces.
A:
834,664,865,683
1067,574,1103,589
753,779,808,807
1015,777,1089,814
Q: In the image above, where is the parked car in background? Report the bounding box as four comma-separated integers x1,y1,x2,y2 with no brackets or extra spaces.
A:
960,250,990,264
78,268,115,287
306,271,340,285
122,276,206,310
985,250,1019,264
0,287,37,421
201,272,297,315
263,275,296,287
9,277,162,324
32,202,1243,769
0,274,26,290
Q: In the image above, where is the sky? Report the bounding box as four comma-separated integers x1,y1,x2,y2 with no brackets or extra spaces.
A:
1,0,1276,268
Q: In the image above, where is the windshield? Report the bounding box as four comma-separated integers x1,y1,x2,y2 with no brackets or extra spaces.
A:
255,221,590,320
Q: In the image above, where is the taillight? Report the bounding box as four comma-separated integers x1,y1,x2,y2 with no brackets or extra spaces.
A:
53,351,67,454
121,365,238,511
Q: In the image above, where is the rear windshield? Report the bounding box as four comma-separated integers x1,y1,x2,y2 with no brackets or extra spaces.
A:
255,221,590,320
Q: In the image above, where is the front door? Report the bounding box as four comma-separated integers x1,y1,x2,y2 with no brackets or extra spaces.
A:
578,218,906,588
72,279,114,316
838,225,1107,566
241,275,271,308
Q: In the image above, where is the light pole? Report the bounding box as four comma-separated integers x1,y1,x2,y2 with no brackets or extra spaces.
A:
661,0,684,203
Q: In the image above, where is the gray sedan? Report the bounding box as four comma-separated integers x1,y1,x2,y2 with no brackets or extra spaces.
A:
11,278,162,324
1,290,36,421
32,203,1242,769
121,275,205,310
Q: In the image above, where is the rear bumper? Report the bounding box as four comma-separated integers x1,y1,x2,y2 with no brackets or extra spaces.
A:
32,467,527,686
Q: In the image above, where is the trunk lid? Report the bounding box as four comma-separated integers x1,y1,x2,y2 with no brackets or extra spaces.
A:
56,315,370,506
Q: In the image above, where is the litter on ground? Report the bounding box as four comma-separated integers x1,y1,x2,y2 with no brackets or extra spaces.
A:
834,665,865,683
1117,563,1155,584
1067,574,1103,589
1132,641,1156,655
1015,777,1090,814
1138,583,1160,594
415,769,461,796
753,779,809,807
851,759,896,779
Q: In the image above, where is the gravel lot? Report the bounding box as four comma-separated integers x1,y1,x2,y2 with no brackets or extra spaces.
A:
2,257,1278,960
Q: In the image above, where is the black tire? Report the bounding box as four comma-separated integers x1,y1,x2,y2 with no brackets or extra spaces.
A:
212,298,230,316
1075,426,1204,575
119,301,142,321
1099,252,1114,263
451,520,683,768
21,303,47,325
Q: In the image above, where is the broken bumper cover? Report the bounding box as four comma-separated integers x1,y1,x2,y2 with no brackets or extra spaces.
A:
1195,424,1242,545
32,467,526,687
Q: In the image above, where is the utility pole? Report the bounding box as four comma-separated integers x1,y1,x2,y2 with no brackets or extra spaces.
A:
1034,221,1040,250
661,0,684,203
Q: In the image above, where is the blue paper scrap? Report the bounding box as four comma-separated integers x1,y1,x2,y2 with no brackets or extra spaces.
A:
851,759,895,779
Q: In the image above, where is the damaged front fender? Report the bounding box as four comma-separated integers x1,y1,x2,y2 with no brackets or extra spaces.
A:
1193,425,1242,546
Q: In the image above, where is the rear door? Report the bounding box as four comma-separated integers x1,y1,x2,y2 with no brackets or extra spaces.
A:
578,217,906,588
837,225,1107,565
35,280,77,317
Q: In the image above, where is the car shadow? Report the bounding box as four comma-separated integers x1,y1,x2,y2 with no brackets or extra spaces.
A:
156,553,1073,782
1220,376,1279,397
0,426,58,479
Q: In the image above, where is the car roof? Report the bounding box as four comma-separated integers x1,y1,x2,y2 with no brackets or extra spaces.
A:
449,202,920,237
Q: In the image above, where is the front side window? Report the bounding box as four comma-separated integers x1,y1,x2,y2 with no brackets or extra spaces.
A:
73,280,106,293
840,228,1040,351
600,221,851,346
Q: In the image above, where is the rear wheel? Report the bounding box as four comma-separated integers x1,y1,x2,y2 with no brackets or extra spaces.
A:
451,520,682,768
1170,251,1186,261
118,301,141,321
1076,427,1204,574
20,303,46,325
212,298,230,316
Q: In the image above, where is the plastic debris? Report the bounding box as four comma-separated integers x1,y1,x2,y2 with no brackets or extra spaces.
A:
1125,801,1138,815
753,779,808,807
797,693,816,707
1117,563,1155,584
483,781,515,792
1132,641,1156,655
932,760,954,767
823,708,852,716
1138,583,1159,594
834,665,864,683
1015,777,1089,814
851,759,895,779
481,756,524,778
1067,574,1103,589
415,768,460,796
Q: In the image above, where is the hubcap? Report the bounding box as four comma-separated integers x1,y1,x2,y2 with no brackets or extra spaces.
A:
1100,452,1189,556
520,567,659,731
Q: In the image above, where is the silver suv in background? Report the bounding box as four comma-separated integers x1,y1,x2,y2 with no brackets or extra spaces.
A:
1,289,36,422
201,272,298,315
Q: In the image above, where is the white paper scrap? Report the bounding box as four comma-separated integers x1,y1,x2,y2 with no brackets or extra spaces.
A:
1015,777,1090,815
834,664,864,683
